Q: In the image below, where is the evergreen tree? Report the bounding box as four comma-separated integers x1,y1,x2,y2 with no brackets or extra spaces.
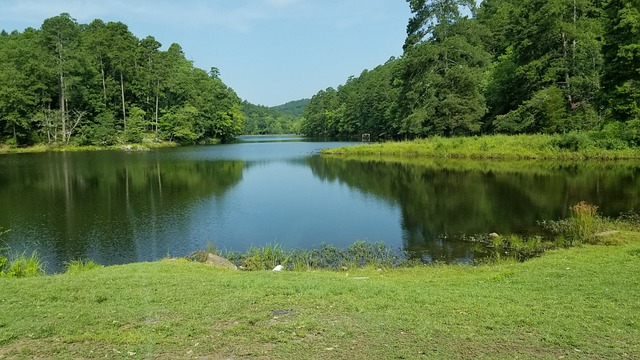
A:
601,0,640,122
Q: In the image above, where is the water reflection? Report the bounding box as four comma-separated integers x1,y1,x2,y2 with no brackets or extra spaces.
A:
307,156,640,261
1,143,639,271
0,151,243,270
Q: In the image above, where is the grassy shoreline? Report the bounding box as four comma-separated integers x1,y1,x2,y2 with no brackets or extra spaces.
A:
322,134,640,160
1,232,638,359
0,141,180,154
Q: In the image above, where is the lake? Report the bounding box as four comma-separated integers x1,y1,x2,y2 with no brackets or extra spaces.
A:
1,136,639,272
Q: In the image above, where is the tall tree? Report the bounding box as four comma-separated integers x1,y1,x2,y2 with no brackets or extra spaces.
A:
398,0,490,137
484,0,604,133
40,13,85,144
601,0,640,122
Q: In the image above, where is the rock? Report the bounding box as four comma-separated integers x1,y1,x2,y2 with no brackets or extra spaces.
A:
204,253,237,270
489,232,501,238
273,265,284,271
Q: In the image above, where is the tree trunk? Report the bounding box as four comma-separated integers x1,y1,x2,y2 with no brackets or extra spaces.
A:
155,93,159,134
100,57,107,106
60,70,66,144
120,70,127,131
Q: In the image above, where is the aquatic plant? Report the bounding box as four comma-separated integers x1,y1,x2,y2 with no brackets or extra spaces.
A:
190,241,408,271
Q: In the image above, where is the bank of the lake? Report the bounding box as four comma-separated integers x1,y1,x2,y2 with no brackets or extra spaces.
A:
322,134,640,160
1,232,638,359
0,141,180,154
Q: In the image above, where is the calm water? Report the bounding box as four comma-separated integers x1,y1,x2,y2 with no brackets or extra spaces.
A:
1,136,639,272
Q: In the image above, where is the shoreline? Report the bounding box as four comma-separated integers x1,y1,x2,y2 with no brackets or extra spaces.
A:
1,232,638,358
321,134,640,160
0,141,180,154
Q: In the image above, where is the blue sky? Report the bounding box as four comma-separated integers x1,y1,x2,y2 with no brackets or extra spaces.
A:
0,0,411,106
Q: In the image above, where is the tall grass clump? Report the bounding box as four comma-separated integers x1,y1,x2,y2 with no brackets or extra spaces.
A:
569,201,601,243
542,201,604,245
64,259,103,274
0,251,45,278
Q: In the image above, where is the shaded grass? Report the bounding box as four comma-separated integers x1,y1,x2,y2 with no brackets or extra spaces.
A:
0,234,639,359
323,134,640,160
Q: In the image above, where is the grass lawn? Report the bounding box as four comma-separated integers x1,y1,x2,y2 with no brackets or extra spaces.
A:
1,232,639,359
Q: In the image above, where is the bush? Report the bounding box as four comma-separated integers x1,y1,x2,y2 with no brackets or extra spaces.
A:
552,132,594,151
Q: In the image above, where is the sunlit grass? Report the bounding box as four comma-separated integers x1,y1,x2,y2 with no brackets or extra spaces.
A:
64,259,103,275
1,234,638,359
0,251,45,278
323,134,640,160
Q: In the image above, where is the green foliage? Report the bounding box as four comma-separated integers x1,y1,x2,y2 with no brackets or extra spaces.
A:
468,234,557,262
1,251,45,278
299,0,640,142
242,101,301,135
64,259,103,274
541,202,608,245
0,14,243,148
569,201,602,243
271,99,310,118
198,241,407,271
601,0,640,122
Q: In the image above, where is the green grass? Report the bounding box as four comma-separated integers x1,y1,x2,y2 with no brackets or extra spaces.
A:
323,134,640,160
210,241,406,271
64,259,104,275
1,233,638,359
0,140,178,154
0,251,44,278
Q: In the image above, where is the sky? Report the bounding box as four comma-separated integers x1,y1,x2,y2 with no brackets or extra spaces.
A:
0,0,412,106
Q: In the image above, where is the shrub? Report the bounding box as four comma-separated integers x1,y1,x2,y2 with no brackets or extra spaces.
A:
552,132,594,151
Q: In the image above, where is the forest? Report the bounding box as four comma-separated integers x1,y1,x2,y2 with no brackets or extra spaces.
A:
0,13,245,147
300,0,640,145
242,99,308,135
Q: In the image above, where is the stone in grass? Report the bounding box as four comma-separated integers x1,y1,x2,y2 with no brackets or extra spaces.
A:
204,253,237,270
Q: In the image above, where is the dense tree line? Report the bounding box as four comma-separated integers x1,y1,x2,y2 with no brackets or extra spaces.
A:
272,98,310,118
0,13,244,147
242,100,303,135
301,0,640,141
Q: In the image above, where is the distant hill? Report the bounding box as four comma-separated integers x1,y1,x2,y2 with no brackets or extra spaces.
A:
272,99,311,118
242,101,301,135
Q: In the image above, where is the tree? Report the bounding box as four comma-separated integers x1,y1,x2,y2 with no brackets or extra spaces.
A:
482,0,604,133
398,0,490,137
601,0,640,122
40,13,83,144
